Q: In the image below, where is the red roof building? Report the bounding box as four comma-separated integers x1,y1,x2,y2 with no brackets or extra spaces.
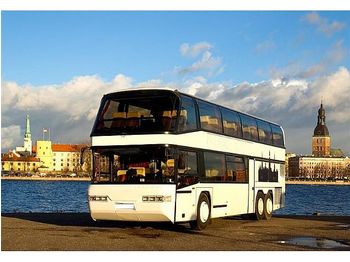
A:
1,151,40,172
32,144,87,154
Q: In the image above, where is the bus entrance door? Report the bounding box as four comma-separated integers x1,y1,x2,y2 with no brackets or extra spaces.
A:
175,187,197,222
248,158,256,214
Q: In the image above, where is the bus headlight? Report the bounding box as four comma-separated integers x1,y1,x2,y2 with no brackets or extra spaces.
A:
142,195,172,202
89,195,109,201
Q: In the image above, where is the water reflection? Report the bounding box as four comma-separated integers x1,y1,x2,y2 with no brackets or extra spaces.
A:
278,237,350,249
335,224,350,230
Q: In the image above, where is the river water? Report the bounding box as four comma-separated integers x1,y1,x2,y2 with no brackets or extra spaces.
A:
1,180,350,215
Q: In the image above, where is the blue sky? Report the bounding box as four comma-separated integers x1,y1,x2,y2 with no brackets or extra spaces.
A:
3,11,349,86
2,11,350,155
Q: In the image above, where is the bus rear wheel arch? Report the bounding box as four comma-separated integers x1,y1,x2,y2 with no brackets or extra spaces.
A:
190,192,211,230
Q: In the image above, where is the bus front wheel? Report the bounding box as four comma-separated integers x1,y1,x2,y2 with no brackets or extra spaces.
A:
190,193,211,230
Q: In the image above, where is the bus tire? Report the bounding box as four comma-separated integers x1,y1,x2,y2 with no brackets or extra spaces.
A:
263,192,273,220
190,193,211,230
255,191,265,220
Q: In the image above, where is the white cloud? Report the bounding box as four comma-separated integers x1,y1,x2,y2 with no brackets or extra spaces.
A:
137,79,163,88
2,74,132,122
176,42,224,78
255,40,276,54
1,74,133,150
2,67,350,155
304,12,346,37
180,42,212,57
324,40,347,64
1,81,21,111
1,125,22,150
269,40,347,80
111,74,133,89
179,51,222,75
186,67,350,155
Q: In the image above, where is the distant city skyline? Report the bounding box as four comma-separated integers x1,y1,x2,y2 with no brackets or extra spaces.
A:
2,11,350,155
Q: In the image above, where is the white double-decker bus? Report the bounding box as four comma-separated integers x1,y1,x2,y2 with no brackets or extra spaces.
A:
87,88,285,230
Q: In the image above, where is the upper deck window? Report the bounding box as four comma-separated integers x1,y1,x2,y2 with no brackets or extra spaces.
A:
257,120,273,144
92,91,179,135
271,124,284,147
240,114,259,141
177,96,198,132
197,100,223,133
221,108,242,137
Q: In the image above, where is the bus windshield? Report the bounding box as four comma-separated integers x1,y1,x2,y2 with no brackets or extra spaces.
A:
92,90,179,135
92,146,176,184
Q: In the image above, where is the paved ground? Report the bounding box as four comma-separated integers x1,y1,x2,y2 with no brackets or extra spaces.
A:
1,213,350,251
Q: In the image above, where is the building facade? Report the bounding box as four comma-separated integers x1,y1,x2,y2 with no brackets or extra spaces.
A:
52,144,85,172
35,140,54,171
1,114,90,175
1,151,40,173
285,152,296,178
33,143,87,173
288,156,348,179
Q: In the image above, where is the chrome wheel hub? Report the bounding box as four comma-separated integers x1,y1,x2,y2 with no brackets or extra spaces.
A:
200,201,209,223
258,198,264,215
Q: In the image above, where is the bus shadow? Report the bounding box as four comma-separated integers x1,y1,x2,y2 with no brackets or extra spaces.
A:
1,212,198,234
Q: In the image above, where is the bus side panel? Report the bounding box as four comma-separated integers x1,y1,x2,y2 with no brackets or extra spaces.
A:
211,184,249,218
175,181,252,222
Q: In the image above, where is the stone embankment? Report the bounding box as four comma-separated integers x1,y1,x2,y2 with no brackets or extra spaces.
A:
1,176,90,182
3,176,350,185
286,180,350,186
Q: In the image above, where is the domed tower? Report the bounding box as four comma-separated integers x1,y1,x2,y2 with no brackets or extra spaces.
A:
312,102,331,156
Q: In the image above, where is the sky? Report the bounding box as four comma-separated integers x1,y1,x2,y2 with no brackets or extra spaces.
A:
1,11,350,155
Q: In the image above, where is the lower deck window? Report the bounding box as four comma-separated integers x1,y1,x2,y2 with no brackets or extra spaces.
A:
202,153,248,183
202,152,225,182
226,156,248,182
177,150,199,188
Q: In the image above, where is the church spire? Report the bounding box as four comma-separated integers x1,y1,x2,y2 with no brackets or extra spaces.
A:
25,114,31,139
314,101,329,136
317,101,326,125
23,114,32,155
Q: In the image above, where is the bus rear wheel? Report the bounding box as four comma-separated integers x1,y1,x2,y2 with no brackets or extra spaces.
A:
263,192,273,220
255,191,265,220
190,193,211,230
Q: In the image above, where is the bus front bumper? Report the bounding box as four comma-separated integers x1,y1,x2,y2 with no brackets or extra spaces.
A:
88,184,176,223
